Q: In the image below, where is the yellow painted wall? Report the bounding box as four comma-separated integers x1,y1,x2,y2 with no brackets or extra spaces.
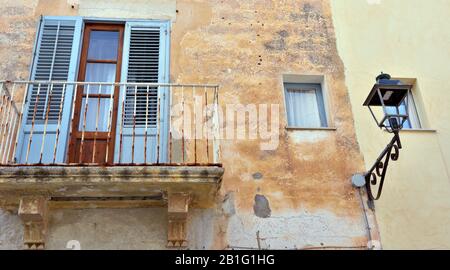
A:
331,0,450,249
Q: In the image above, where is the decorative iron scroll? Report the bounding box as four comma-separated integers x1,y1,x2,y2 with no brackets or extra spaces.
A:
365,132,402,201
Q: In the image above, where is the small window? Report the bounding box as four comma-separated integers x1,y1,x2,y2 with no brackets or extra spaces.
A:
284,83,327,128
385,90,421,129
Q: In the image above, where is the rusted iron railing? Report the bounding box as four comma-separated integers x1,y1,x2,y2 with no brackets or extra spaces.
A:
0,80,221,166
0,81,22,164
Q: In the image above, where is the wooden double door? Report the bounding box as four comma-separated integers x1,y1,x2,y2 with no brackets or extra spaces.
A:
68,23,124,164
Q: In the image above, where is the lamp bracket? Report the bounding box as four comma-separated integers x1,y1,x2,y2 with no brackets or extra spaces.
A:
364,131,402,201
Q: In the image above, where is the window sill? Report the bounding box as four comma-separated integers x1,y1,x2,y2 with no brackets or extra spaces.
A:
286,126,337,131
383,128,437,133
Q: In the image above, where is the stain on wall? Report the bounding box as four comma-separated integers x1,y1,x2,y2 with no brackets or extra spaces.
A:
253,195,271,218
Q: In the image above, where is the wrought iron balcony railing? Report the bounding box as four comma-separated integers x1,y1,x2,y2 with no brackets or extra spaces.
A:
0,80,221,166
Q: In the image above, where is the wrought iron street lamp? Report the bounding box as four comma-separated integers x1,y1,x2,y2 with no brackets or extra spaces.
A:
352,73,413,202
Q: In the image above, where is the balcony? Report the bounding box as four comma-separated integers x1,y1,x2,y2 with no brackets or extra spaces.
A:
0,80,223,248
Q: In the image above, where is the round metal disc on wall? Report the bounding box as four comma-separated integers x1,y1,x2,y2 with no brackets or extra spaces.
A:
352,174,366,188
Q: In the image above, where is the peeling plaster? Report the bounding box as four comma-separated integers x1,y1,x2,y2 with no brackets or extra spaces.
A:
228,209,366,250
46,208,216,250
289,130,331,144
0,210,23,250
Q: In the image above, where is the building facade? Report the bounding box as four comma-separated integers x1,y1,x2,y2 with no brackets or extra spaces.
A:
0,0,446,250
331,0,450,249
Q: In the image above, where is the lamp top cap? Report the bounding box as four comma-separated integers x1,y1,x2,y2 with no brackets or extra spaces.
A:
376,72,401,85
376,72,391,82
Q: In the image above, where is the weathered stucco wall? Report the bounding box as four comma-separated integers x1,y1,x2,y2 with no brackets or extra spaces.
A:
47,208,216,250
1,208,216,250
0,0,374,249
331,0,450,249
173,0,371,249
0,210,23,249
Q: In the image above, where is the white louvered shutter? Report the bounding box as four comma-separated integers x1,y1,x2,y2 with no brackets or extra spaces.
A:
16,17,82,164
115,22,169,164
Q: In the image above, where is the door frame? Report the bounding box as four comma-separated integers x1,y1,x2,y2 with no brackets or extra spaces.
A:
68,23,125,164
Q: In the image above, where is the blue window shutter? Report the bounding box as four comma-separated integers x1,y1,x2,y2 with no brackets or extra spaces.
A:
115,21,170,164
16,16,82,164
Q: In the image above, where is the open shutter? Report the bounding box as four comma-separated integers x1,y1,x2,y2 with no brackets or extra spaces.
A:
16,17,82,164
115,21,169,164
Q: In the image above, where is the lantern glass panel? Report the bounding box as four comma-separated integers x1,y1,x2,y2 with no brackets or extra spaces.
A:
385,100,411,129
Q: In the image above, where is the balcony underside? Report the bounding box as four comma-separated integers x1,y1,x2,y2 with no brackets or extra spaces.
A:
0,165,224,210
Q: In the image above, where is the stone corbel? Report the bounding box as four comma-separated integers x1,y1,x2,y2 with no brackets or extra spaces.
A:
18,196,49,250
167,192,190,248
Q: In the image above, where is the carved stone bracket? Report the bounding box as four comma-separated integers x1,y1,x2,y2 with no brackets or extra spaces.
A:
18,196,49,250
167,192,190,248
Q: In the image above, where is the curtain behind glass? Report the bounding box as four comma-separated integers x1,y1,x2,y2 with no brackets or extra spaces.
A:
286,89,322,128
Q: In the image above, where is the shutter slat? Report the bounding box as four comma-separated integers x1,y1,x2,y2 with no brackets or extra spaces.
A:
15,17,81,164
27,20,76,124
124,26,160,128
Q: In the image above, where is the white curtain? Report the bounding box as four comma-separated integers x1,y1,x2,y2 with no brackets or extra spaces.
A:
79,63,116,132
87,31,119,60
85,63,116,94
286,89,322,128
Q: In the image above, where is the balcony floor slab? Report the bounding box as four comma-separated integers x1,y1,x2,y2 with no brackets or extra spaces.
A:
0,166,224,210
